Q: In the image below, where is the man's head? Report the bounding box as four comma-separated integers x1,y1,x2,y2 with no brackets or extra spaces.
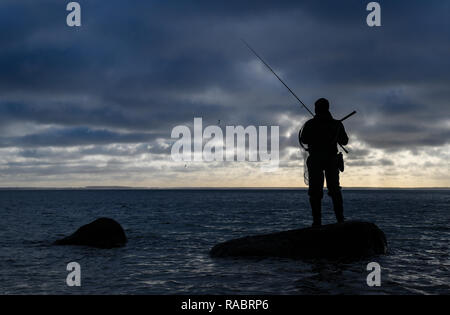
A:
315,98,330,115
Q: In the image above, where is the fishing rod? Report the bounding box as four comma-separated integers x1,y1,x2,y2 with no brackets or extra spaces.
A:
340,110,356,122
242,39,355,153
242,39,314,117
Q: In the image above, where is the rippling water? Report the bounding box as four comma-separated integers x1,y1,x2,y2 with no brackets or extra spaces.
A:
0,189,448,294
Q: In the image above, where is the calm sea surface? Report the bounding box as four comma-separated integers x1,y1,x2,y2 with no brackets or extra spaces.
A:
0,189,448,294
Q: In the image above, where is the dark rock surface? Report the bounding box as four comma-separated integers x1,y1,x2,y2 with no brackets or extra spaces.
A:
54,217,127,248
210,221,387,260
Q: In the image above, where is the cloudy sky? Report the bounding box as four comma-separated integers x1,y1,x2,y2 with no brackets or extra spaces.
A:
0,0,448,188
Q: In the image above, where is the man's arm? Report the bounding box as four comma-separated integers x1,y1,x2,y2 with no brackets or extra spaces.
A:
337,122,349,146
300,121,311,144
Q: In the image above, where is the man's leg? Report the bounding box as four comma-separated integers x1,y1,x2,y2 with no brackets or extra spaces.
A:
307,157,324,227
325,165,344,223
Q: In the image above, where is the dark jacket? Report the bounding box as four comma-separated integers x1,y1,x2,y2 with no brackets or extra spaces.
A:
300,111,348,158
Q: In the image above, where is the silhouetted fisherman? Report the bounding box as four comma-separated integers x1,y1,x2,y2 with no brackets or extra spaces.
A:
300,98,349,226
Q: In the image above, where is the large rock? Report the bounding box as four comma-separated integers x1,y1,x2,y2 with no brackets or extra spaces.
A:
210,221,387,260
54,218,127,248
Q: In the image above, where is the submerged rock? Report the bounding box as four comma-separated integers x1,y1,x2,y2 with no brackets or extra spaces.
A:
54,217,127,249
210,221,387,260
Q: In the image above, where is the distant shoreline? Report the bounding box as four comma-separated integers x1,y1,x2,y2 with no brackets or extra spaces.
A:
0,187,448,191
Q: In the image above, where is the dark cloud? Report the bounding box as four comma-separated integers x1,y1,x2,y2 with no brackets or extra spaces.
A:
0,127,157,147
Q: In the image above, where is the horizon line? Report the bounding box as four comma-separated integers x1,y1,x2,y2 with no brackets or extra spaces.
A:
0,186,448,190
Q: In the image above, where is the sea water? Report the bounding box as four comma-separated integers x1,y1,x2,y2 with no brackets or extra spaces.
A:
0,189,448,294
